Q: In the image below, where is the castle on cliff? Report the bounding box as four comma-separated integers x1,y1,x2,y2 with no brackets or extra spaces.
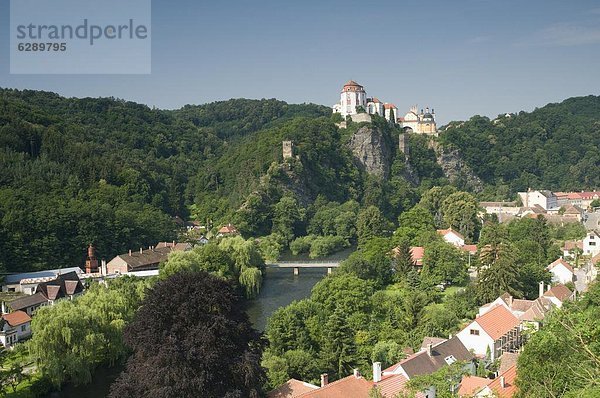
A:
332,80,438,136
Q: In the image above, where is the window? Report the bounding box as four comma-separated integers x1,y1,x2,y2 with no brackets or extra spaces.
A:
21,325,27,332
591,242,597,246
470,329,480,336
444,355,457,365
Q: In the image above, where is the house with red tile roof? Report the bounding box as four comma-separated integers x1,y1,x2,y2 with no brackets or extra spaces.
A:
217,223,239,237
457,305,523,361
267,379,319,398
547,258,575,285
543,283,574,308
458,364,518,397
0,310,32,347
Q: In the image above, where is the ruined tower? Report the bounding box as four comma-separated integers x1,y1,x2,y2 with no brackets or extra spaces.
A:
282,140,294,159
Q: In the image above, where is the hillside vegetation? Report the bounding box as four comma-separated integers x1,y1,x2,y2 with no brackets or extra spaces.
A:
0,88,598,272
441,95,600,197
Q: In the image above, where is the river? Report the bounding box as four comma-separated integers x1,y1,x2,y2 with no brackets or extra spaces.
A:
247,266,328,331
48,266,327,397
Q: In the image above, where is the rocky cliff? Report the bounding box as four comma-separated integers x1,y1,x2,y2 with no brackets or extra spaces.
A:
346,125,392,178
431,142,484,192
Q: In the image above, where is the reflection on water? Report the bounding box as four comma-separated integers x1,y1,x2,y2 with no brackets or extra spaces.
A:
247,267,328,331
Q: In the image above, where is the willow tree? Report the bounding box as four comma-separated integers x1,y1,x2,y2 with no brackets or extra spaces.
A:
239,267,263,299
28,277,147,387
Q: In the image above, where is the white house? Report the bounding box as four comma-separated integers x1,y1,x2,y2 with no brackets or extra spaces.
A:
547,258,575,285
457,305,522,361
437,228,465,247
583,230,600,256
542,284,574,308
0,311,32,347
518,190,559,211
332,80,367,117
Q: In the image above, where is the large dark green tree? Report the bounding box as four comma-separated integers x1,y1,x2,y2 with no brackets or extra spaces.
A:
109,272,265,398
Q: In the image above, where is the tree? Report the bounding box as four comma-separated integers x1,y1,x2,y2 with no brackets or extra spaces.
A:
160,244,235,279
311,274,374,316
320,308,358,379
29,277,148,387
421,241,467,286
476,245,521,303
109,272,265,398
419,186,458,227
591,199,600,208
441,191,480,242
392,240,416,279
272,195,305,243
357,205,389,246
517,282,600,397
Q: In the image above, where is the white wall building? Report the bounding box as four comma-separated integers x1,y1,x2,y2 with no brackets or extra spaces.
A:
333,80,367,117
437,228,465,247
547,258,575,285
518,190,559,211
583,230,600,256
0,311,32,348
457,305,521,361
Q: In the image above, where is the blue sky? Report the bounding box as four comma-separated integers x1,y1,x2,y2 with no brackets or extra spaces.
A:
1,0,599,123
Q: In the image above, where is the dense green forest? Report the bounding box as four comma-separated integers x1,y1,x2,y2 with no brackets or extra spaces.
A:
0,88,598,272
441,95,600,196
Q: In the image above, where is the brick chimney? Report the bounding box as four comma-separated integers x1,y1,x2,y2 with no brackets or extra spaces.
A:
372,362,382,383
427,343,433,357
85,244,99,274
353,368,360,378
320,373,328,387
129,249,132,256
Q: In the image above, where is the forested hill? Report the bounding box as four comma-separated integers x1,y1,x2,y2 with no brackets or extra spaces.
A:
0,89,331,271
440,95,600,196
0,88,598,272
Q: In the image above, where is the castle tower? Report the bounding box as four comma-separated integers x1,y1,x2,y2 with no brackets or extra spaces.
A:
85,244,99,274
282,141,294,159
399,132,409,159
339,80,367,117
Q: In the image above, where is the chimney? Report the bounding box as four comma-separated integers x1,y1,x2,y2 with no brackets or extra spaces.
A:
373,362,382,383
101,259,107,276
140,247,143,254
507,295,513,308
353,368,360,378
173,240,176,246
320,373,328,387
427,343,433,357
129,249,132,256
547,284,551,292
500,376,506,388
539,281,544,298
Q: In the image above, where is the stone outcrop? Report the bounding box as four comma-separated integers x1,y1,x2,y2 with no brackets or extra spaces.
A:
432,142,484,192
347,126,391,178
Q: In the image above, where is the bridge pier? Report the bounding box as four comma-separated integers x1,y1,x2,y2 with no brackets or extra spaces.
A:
327,267,332,275
293,267,299,276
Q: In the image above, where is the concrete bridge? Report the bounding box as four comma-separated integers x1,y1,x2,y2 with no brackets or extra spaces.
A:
265,261,340,275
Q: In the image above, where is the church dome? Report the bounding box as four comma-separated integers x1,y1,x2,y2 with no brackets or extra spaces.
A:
423,113,434,119
342,80,365,92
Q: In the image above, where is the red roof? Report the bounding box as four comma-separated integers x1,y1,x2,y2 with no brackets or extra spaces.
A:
411,246,425,266
543,284,573,302
474,305,520,340
376,374,424,398
458,375,491,397
218,224,238,234
384,103,397,109
343,80,363,88
592,253,600,265
547,258,574,273
296,375,373,398
488,365,518,397
460,244,478,254
268,379,319,398
2,310,31,327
